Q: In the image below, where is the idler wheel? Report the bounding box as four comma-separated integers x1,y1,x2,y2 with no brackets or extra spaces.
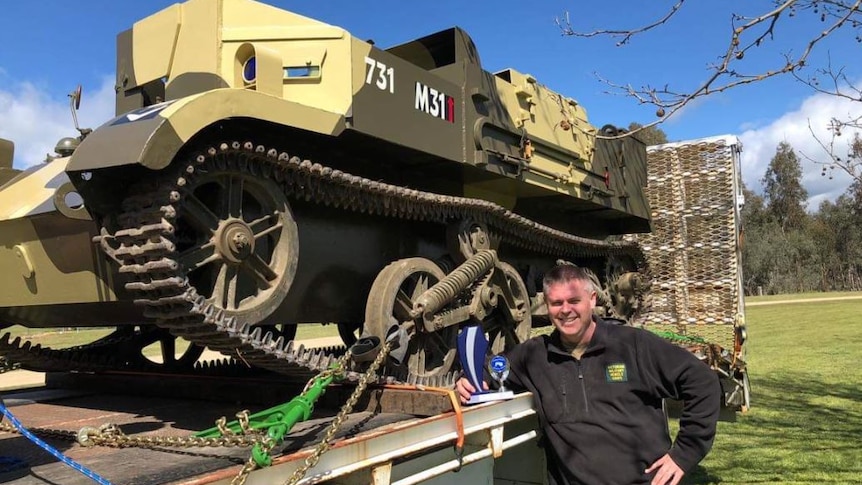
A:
604,255,648,322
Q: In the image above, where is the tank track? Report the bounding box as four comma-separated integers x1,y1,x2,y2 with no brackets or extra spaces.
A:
0,331,123,372
0,354,21,374
96,140,649,386
0,329,328,377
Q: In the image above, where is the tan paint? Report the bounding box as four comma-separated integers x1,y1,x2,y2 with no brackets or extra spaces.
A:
69,89,346,172
0,158,69,221
463,181,518,209
491,69,596,169
126,4,181,87
119,0,354,117
0,139,18,187
0,216,117,306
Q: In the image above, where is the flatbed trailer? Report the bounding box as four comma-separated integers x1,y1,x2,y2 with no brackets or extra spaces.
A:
0,374,544,485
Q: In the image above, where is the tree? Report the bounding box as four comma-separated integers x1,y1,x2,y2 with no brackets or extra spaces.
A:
813,196,862,289
741,183,769,227
627,123,668,146
741,218,781,294
762,142,809,231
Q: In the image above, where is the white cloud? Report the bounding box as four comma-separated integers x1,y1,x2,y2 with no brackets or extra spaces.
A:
0,77,115,169
737,91,861,211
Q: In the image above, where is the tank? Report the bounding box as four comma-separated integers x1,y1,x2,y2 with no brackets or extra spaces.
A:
0,139,18,186
0,0,652,383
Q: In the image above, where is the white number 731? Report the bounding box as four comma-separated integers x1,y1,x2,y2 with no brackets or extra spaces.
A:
364,56,394,94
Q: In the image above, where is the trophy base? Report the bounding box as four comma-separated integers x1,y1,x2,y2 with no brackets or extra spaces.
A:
466,390,514,405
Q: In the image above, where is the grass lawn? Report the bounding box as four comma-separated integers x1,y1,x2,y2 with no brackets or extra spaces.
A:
746,290,862,304
679,298,862,484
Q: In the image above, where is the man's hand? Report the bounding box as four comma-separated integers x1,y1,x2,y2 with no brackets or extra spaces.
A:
455,377,488,404
645,454,684,485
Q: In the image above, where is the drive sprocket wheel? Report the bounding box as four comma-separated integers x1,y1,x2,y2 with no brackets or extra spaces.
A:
364,258,455,378
604,255,650,323
173,165,298,324
485,262,532,354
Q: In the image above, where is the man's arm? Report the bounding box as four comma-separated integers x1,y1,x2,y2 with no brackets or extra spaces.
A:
638,331,722,473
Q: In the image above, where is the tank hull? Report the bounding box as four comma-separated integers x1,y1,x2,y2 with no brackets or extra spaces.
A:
0,160,138,328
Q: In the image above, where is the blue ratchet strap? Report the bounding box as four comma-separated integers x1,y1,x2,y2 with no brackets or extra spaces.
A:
0,402,114,485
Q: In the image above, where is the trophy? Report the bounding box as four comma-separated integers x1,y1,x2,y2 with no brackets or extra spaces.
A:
457,324,515,404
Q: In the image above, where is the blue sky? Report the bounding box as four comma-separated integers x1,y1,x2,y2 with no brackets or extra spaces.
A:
1,0,860,208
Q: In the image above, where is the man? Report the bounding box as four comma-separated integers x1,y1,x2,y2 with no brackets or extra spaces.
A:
456,264,721,485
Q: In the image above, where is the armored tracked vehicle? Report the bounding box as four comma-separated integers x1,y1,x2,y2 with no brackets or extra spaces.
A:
0,0,652,383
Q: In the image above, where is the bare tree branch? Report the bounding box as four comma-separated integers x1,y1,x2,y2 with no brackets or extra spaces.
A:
793,55,862,103
801,119,862,183
561,0,862,140
555,1,687,46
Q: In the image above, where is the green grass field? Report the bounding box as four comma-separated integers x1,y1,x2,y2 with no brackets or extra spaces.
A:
680,297,862,484
746,291,861,303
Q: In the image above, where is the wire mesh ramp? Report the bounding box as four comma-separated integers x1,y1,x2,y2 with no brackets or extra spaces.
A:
637,135,749,412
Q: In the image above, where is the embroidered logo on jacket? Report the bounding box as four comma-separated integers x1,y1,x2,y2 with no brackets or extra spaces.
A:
605,363,628,382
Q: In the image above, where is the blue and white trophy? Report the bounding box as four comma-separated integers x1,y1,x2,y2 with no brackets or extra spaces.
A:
458,324,515,404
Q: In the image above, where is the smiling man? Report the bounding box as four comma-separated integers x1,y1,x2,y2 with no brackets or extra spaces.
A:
456,263,721,485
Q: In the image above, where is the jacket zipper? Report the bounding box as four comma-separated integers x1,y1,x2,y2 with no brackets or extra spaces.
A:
576,359,589,413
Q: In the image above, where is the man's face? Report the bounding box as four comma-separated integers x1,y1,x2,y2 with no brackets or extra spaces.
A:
545,278,597,345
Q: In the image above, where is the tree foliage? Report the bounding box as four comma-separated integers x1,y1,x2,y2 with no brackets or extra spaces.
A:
762,142,809,231
740,141,862,294
627,123,669,146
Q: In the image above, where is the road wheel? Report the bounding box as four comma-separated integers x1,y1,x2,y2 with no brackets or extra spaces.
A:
365,258,454,377
485,262,532,354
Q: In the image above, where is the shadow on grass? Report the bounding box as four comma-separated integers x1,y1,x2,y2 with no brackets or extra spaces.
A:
683,372,862,484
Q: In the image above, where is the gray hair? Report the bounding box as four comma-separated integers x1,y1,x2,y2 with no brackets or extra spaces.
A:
541,264,596,295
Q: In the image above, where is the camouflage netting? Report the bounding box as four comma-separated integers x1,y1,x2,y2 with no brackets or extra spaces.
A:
636,136,744,349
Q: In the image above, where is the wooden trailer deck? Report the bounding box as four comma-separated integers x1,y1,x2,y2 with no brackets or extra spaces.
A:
0,372,540,485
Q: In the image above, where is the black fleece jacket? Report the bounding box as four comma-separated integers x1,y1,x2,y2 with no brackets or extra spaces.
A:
503,318,721,485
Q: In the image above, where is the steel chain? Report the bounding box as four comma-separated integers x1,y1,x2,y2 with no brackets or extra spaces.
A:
1,421,77,441
231,435,277,485
3,345,371,485
281,343,389,485
1,414,261,449
2,344,372,485
76,423,262,449
231,349,356,485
